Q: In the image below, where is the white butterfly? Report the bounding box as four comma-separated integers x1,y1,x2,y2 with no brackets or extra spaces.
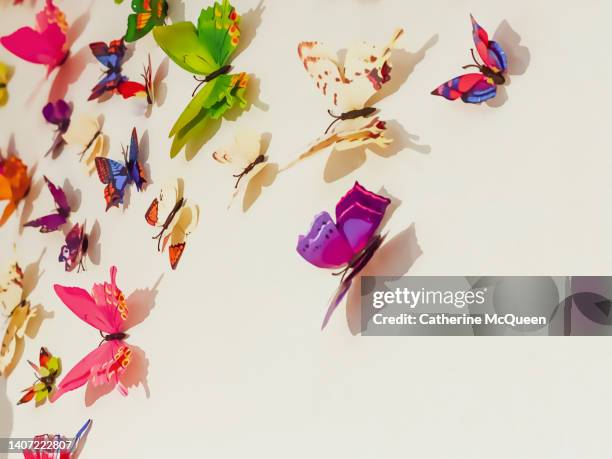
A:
61,114,106,175
285,29,404,169
213,128,267,207
145,179,199,270
0,259,36,375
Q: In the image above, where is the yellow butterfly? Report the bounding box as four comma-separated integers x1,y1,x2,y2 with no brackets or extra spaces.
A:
0,260,37,375
0,62,12,107
61,114,106,175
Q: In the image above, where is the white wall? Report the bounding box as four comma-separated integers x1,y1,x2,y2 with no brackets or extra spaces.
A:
1,0,612,457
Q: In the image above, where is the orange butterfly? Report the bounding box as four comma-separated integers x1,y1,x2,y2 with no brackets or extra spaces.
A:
0,153,30,227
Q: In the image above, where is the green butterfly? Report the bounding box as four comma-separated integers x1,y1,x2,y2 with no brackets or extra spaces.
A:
125,0,169,42
153,0,249,158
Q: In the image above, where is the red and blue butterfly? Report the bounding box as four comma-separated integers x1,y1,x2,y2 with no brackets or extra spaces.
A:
88,38,127,101
431,15,507,104
95,127,146,210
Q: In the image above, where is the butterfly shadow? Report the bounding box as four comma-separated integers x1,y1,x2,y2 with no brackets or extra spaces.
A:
18,166,44,236
147,57,170,115
487,20,531,109
233,0,265,61
62,178,82,213
86,220,102,267
47,3,93,102
0,376,12,459
241,133,278,212
84,275,163,406
345,223,423,335
139,130,153,187
369,34,439,106
322,120,431,183
167,0,186,23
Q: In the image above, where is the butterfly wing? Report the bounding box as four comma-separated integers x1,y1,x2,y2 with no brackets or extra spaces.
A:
42,99,71,128
43,175,70,213
296,211,355,269
431,73,496,103
298,41,346,110
23,213,66,233
0,301,35,374
196,0,241,67
0,62,12,107
127,127,146,191
50,340,130,402
95,158,129,209
471,14,507,74
0,24,66,73
62,114,101,152
335,181,390,254
125,0,168,42
165,204,199,269
89,39,125,70
0,261,24,316
168,72,249,157
59,223,86,272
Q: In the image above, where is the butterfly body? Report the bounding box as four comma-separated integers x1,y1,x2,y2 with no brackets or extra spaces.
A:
297,182,391,329
23,176,70,233
95,127,146,210
51,267,139,402
0,0,69,75
431,15,508,104
17,347,61,405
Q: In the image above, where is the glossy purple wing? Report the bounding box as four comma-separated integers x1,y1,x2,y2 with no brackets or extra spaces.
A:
42,99,72,130
127,127,146,191
471,14,508,73
321,234,386,329
23,176,70,232
297,212,354,269
335,182,391,254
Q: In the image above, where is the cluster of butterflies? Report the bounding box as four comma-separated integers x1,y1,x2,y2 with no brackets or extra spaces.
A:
0,2,517,448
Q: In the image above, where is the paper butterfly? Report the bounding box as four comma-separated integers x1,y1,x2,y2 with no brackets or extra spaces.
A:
89,38,155,104
0,153,30,228
0,261,37,375
43,99,72,157
23,176,70,233
153,0,249,158
297,182,391,329
59,222,89,273
431,15,507,104
51,267,140,402
0,62,12,107
0,0,69,75
284,29,404,169
17,347,61,405
61,113,105,173
95,127,146,210
213,128,267,205
145,180,199,269
23,419,92,459
125,0,169,42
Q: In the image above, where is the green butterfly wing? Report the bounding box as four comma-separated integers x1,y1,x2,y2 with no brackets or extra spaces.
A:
125,0,168,42
153,22,218,75
169,73,249,158
197,0,241,67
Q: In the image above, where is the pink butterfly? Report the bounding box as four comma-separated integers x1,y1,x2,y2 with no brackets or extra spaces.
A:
0,0,69,76
51,266,138,402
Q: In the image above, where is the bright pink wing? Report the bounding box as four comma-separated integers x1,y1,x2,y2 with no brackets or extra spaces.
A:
471,14,506,73
431,73,488,100
50,340,131,402
0,24,66,72
53,266,128,334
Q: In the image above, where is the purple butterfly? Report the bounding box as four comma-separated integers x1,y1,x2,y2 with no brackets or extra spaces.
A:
42,99,72,157
59,222,89,272
297,182,391,329
23,176,71,233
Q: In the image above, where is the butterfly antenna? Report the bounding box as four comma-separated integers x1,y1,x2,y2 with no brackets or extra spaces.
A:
470,48,481,66
191,76,206,97
325,110,342,134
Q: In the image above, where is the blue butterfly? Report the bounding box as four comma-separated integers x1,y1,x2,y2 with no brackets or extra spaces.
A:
95,127,146,210
88,38,127,101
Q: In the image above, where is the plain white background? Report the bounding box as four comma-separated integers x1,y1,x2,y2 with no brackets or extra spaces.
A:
1,0,612,457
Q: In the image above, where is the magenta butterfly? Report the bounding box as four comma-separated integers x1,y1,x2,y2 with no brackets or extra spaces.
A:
58,222,89,272
297,182,391,329
42,99,72,157
431,14,507,104
0,0,69,76
23,176,70,233
51,266,139,402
